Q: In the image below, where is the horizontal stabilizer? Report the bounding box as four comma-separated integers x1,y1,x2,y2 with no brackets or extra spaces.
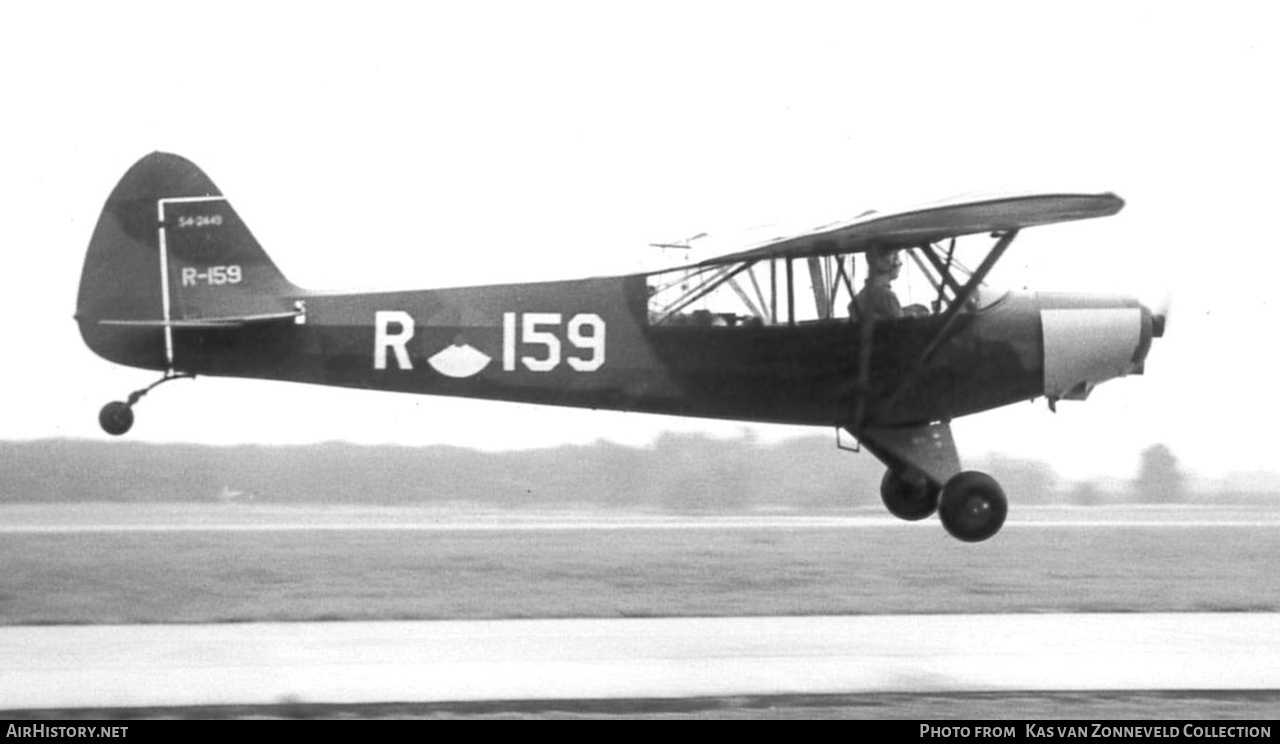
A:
97,308,305,329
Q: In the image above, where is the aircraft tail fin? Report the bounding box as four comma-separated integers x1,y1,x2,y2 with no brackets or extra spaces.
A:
76,152,302,370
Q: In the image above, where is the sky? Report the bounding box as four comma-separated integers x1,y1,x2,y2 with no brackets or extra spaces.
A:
2,2,1278,485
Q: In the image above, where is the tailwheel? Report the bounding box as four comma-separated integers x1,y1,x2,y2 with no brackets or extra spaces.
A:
880,468,940,521
98,401,134,436
97,372,194,436
939,471,1007,542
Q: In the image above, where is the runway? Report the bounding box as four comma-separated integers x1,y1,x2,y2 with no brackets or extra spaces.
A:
2,614,1277,710
3,503,1279,533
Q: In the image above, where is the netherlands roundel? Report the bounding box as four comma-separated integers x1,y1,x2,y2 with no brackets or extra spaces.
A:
427,343,493,378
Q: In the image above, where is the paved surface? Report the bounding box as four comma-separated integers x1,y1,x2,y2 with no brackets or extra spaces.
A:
2,614,1276,709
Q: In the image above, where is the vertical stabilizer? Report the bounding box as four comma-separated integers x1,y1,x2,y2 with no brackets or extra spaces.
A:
76,152,298,370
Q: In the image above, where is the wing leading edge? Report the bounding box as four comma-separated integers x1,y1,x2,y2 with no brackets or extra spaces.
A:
697,192,1124,267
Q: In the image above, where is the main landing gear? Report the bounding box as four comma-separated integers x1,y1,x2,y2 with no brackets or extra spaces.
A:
880,468,940,521
937,471,1007,542
881,468,1008,542
98,372,194,436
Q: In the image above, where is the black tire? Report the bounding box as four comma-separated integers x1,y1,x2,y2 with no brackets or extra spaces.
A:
98,401,134,436
880,468,940,521
939,471,1007,542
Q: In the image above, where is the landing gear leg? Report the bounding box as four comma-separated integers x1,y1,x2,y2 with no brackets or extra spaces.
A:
98,372,194,436
939,471,1008,542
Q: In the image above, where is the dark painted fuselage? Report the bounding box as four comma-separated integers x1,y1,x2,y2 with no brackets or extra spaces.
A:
81,274,1046,430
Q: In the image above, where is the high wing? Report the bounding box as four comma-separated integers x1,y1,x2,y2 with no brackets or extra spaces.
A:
697,192,1124,267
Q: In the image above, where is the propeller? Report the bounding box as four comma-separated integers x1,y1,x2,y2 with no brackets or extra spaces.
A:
1132,290,1171,375
1150,290,1172,338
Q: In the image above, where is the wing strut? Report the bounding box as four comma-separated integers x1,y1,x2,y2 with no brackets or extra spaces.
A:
921,240,965,306
852,302,876,427
807,256,829,320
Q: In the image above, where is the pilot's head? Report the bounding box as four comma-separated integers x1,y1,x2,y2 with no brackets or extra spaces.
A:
867,247,902,280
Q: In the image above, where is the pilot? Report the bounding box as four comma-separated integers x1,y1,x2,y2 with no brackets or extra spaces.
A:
855,246,904,320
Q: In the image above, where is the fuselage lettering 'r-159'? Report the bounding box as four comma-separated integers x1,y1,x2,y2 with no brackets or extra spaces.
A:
372,310,606,375
76,153,1163,542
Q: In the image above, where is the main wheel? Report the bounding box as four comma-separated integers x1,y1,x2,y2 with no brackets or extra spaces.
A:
98,401,134,436
939,471,1007,542
880,468,940,521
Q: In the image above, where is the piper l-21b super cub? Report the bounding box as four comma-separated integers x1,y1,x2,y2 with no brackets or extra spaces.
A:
77,153,1162,542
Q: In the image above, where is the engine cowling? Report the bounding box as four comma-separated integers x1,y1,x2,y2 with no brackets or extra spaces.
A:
1038,293,1157,402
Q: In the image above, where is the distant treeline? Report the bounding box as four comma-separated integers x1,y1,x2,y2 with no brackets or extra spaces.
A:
0,436,1258,509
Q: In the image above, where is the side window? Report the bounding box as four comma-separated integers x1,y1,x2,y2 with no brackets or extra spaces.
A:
646,256,858,327
643,244,994,328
